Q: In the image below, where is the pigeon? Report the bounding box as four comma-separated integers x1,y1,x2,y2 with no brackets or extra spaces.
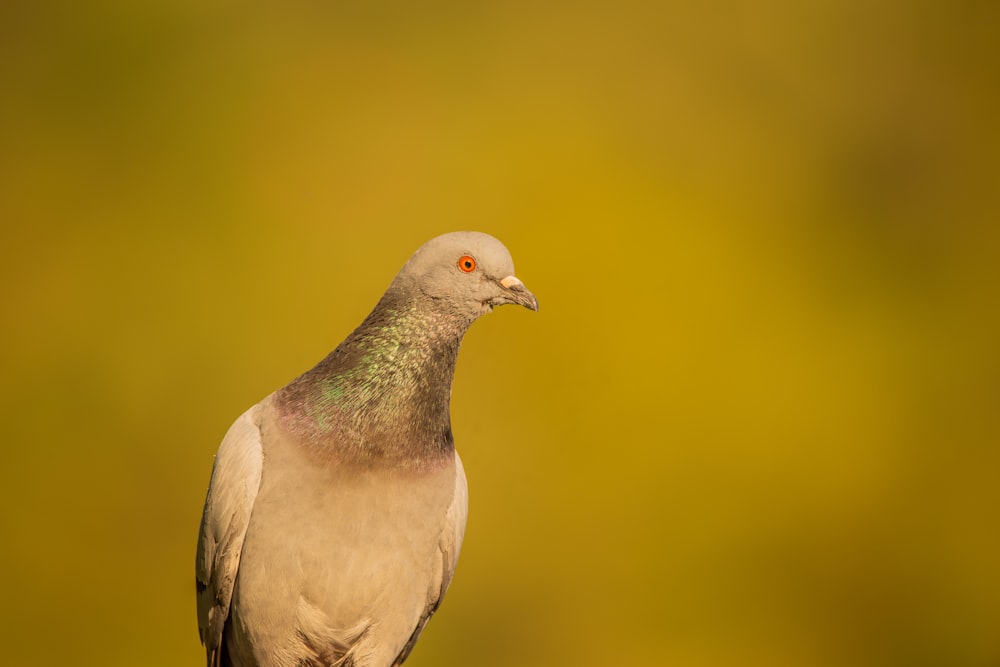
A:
196,231,538,667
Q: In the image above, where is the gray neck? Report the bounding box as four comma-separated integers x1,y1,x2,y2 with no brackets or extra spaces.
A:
276,290,472,467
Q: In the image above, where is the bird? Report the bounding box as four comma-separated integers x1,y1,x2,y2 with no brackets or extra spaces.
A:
195,231,538,667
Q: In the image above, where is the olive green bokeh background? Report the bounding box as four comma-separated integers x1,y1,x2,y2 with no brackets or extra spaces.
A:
2,1,998,665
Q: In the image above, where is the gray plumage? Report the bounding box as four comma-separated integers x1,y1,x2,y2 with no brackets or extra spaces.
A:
196,232,537,667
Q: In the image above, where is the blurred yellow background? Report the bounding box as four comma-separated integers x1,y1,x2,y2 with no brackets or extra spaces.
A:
2,1,998,665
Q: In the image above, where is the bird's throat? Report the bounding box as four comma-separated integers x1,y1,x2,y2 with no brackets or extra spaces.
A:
275,296,470,467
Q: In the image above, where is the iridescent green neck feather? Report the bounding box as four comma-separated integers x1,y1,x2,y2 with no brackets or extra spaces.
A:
275,288,473,468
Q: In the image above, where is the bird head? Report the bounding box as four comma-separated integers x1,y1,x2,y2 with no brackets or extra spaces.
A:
395,231,539,319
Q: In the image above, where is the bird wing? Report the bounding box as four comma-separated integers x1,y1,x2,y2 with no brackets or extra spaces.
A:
392,451,469,666
195,403,265,667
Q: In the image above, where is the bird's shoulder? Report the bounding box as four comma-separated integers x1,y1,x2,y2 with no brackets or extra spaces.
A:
195,398,267,663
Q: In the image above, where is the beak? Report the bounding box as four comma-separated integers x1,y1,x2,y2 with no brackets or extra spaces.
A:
497,275,539,311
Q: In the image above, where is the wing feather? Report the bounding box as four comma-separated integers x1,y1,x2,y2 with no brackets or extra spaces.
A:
195,403,265,667
392,451,469,666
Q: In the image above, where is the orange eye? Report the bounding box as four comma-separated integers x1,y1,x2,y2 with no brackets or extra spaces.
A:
457,255,477,273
